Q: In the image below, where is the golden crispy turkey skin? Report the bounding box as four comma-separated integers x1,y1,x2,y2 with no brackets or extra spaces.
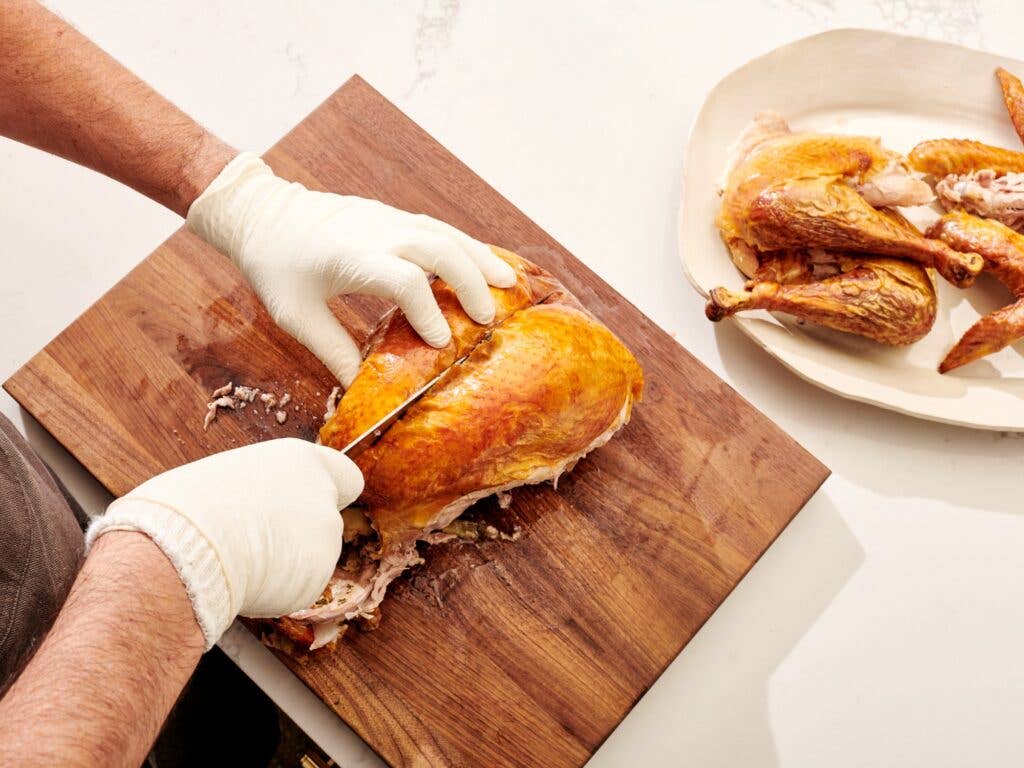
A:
319,247,562,450
359,302,643,546
716,115,979,288
276,248,643,650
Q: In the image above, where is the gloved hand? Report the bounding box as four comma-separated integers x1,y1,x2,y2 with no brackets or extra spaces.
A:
186,152,517,387
85,438,363,649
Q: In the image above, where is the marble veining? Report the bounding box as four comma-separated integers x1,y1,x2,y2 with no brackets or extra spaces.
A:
775,0,983,46
872,0,982,45
408,0,461,96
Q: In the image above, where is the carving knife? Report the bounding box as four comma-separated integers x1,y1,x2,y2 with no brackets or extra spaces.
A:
340,354,468,459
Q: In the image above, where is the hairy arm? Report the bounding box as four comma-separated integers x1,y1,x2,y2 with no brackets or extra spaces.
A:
0,532,204,766
0,0,236,214
0,0,511,383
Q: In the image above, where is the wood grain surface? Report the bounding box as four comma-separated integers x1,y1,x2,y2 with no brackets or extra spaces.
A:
4,77,829,768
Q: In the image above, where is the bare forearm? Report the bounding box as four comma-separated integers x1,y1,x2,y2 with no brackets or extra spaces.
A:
0,0,236,214
0,531,204,766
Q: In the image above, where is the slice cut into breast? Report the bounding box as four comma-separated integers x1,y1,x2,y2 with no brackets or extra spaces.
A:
276,248,644,650
319,247,562,449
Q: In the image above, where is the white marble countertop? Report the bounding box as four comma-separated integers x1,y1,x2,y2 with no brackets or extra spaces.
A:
3,2,1023,766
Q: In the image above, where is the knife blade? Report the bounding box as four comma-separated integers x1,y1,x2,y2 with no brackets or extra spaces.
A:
340,354,468,459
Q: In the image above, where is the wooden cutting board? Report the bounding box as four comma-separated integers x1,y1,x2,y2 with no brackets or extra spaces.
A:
5,77,828,768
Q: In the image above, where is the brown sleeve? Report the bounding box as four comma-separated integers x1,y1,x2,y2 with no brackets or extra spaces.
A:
0,415,84,694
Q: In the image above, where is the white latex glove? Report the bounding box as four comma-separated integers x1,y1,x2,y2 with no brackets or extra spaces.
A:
186,152,517,387
85,438,363,649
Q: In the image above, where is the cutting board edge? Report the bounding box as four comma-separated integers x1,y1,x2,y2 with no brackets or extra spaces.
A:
5,363,125,497
585,461,829,759
255,462,830,768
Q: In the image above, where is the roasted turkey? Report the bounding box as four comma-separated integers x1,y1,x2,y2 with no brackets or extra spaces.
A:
706,112,961,345
716,112,980,288
274,248,643,649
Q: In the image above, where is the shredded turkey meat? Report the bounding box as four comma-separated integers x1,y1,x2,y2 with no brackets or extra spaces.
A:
935,170,1024,231
203,381,294,430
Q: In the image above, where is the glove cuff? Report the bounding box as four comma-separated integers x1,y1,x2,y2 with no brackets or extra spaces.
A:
185,150,274,261
85,499,234,650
